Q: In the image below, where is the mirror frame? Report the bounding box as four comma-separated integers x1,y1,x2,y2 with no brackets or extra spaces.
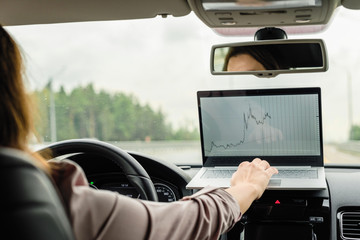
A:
210,39,328,78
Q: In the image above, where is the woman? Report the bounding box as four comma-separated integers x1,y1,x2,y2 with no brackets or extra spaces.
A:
223,45,281,71
0,25,278,240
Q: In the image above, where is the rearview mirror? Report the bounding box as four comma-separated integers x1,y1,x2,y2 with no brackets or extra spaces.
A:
211,39,328,78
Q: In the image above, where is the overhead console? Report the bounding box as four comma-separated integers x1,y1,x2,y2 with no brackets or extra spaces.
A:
188,0,339,28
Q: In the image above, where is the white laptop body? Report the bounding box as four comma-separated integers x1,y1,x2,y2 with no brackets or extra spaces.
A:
186,88,327,190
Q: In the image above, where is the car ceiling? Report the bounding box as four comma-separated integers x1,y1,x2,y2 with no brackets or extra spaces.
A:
0,0,191,26
0,0,359,28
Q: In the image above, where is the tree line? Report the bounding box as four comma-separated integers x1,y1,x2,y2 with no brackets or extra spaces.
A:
350,125,360,141
33,84,199,142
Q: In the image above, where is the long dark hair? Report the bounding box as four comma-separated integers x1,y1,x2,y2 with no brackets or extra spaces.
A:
223,45,280,71
0,25,50,171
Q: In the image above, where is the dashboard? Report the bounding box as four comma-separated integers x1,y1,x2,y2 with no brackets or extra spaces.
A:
68,151,192,202
88,172,179,202
68,152,360,240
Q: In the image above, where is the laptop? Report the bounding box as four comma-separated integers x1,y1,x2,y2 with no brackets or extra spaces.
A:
186,87,327,190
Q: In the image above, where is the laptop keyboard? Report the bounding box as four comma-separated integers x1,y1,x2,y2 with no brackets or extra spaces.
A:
272,169,318,179
201,169,318,179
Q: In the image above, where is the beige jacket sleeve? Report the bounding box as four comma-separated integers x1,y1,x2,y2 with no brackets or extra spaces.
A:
50,160,242,240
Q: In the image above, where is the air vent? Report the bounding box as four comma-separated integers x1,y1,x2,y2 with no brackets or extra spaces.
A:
339,211,360,239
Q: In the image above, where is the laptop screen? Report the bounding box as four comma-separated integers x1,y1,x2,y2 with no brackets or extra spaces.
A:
198,88,323,167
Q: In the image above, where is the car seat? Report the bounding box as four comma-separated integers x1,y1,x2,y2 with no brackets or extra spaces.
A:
0,147,75,240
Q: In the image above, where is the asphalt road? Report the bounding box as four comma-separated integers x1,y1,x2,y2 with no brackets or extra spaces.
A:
33,141,360,165
324,143,360,164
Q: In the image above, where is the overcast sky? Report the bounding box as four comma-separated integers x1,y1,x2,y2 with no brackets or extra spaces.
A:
6,7,360,143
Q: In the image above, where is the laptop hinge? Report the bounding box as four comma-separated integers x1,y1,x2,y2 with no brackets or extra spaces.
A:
214,166,238,169
275,166,313,169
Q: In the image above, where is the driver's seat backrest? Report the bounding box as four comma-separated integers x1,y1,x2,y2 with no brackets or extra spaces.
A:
0,147,75,240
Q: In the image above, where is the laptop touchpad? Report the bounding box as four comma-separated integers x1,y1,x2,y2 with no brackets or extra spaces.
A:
268,179,281,186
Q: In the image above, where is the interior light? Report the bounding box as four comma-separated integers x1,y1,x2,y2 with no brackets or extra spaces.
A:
202,0,322,11
221,21,237,25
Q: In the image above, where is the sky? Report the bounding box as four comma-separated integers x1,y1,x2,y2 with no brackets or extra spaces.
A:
6,7,360,143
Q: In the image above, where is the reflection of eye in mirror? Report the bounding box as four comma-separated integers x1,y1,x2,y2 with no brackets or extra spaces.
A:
212,40,327,77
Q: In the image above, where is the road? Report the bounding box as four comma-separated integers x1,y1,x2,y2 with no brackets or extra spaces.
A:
324,143,360,164
32,140,360,165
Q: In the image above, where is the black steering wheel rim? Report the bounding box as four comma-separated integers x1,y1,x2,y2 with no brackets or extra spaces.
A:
37,139,158,201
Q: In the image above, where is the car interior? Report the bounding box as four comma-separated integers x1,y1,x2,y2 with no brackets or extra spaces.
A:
1,0,360,239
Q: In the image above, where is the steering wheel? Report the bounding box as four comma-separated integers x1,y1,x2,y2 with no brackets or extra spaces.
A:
37,139,158,201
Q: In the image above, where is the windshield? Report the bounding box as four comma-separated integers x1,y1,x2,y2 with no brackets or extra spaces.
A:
6,7,360,166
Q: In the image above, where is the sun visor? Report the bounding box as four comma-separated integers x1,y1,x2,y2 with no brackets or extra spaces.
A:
0,0,191,26
342,0,360,9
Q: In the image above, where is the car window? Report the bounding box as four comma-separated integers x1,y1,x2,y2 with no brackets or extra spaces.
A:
6,7,360,166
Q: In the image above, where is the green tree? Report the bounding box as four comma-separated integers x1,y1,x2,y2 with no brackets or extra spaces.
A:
350,125,360,140
33,83,198,142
